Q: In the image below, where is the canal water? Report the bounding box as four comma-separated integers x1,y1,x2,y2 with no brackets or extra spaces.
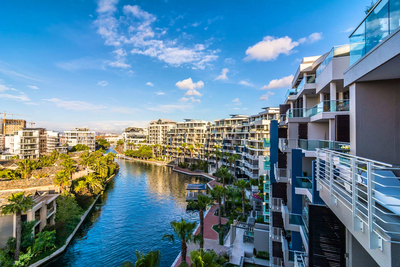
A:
45,150,204,266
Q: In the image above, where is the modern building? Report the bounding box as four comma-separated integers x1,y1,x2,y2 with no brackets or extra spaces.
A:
0,193,59,247
64,127,96,151
1,119,26,136
45,130,67,154
167,119,209,162
11,128,44,159
148,119,176,145
122,127,147,151
266,2,400,266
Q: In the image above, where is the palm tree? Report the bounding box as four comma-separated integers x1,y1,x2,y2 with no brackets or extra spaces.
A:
223,152,230,168
54,170,71,192
226,186,240,211
228,156,235,175
176,147,182,165
165,145,171,161
234,180,249,219
74,179,88,194
213,150,222,172
181,143,188,164
162,218,199,264
86,173,103,194
80,151,93,169
232,154,240,181
17,159,36,179
190,249,226,267
62,160,76,182
92,158,108,179
204,152,210,163
188,145,195,163
1,192,34,260
188,194,212,249
195,143,203,161
134,250,161,267
211,185,227,229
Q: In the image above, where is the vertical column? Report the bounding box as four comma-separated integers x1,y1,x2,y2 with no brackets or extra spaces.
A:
319,93,325,102
303,94,307,108
330,82,337,100
329,119,336,141
349,83,357,156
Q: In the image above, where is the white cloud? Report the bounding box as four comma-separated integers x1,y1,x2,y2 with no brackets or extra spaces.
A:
214,68,229,81
245,36,299,61
0,93,30,102
259,92,275,100
0,68,41,81
239,80,254,87
342,27,354,33
184,89,202,96
98,81,108,86
146,104,192,113
146,82,154,86
56,58,106,71
94,3,218,69
224,58,236,65
97,0,119,13
232,98,240,103
298,32,323,44
44,98,107,111
109,48,131,68
180,97,200,103
0,84,13,92
175,78,204,90
27,85,39,90
261,75,293,89
245,33,322,61
109,107,141,114
156,91,165,95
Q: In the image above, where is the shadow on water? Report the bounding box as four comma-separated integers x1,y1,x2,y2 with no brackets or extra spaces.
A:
43,158,208,267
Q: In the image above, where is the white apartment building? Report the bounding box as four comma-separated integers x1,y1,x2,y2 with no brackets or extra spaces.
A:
64,127,96,151
122,127,147,151
148,119,176,145
167,119,209,162
11,128,43,159
45,130,67,154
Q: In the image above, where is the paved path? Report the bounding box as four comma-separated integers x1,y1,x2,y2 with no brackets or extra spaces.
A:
195,204,228,240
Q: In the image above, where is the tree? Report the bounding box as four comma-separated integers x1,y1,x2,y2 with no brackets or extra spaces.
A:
181,143,188,164
176,147,182,165
162,218,199,264
231,154,240,182
74,179,88,194
0,192,34,260
188,145,195,163
85,173,103,194
62,160,76,182
234,180,249,219
92,158,108,179
54,170,71,192
210,185,227,229
134,250,161,267
188,194,212,249
195,143,203,160
228,156,235,175
213,150,222,172
190,249,227,267
55,192,82,224
17,159,37,179
226,186,240,211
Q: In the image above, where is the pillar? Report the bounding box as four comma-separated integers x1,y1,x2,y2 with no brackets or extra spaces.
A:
319,93,325,102
330,82,337,100
302,94,307,108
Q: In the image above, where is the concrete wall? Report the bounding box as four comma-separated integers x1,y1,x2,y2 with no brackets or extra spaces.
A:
254,224,270,253
350,79,400,165
306,96,319,109
0,215,13,247
316,57,349,93
308,122,329,140
348,231,379,267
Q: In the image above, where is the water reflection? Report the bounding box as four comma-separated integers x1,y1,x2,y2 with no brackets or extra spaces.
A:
44,159,206,267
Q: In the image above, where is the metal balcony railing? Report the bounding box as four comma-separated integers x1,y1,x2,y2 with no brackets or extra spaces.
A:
316,148,400,248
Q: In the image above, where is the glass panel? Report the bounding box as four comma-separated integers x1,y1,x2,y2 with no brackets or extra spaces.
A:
366,0,389,53
390,0,400,33
350,21,366,65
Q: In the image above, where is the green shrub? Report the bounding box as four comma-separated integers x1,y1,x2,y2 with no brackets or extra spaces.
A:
256,251,269,259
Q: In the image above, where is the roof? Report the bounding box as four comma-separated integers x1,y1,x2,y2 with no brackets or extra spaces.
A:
186,184,207,190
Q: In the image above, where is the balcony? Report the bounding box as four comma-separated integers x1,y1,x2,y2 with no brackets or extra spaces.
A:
284,88,297,102
263,138,270,148
298,139,350,152
349,0,400,65
316,148,400,263
316,45,350,77
286,99,350,121
274,164,290,183
278,138,289,152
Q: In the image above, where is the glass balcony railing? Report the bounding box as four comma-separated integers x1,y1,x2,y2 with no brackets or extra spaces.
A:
350,0,400,65
316,44,350,77
287,100,350,119
284,88,297,101
295,176,312,189
263,138,270,148
298,139,350,151
297,75,316,90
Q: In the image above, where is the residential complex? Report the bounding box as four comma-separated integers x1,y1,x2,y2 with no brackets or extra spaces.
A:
265,2,400,266
148,119,176,145
167,119,209,162
64,127,96,151
122,127,147,150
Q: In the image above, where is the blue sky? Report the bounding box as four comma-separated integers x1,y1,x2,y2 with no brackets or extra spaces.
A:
0,0,368,132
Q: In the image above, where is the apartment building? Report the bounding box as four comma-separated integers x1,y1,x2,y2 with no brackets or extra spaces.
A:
45,130,67,154
0,193,59,247
266,2,400,266
64,127,96,151
148,119,176,145
1,119,26,136
122,127,147,151
11,128,44,159
206,108,278,179
167,119,209,162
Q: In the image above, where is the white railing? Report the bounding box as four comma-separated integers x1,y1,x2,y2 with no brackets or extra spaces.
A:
316,149,400,249
274,163,290,183
278,138,288,151
271,197,282,212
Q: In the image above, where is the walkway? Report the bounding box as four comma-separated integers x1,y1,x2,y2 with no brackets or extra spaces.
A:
172,166,223,189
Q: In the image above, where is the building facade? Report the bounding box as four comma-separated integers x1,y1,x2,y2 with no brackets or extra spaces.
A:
122,127,147,151
64,127,96,151
148,119,176,145
1,119,26,136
